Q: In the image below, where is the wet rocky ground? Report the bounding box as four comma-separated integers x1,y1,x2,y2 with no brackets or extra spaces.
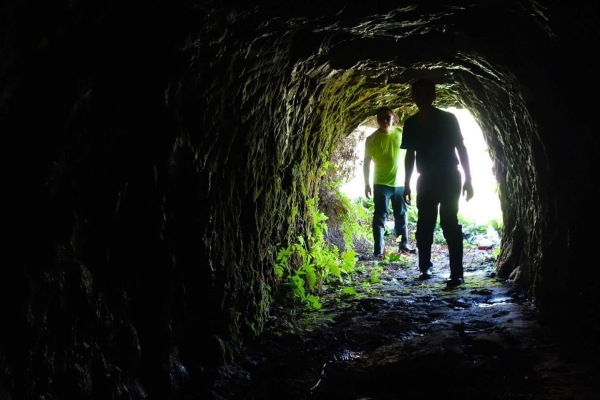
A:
207,244,599,399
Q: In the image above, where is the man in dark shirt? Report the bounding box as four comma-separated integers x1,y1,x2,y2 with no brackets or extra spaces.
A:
401,78,474,286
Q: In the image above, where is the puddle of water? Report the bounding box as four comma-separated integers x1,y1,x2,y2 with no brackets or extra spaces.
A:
401,330,423,339
463,269,490,277
489,296,512,303
335,349,365,361
478,303,501,308
477,296,513,307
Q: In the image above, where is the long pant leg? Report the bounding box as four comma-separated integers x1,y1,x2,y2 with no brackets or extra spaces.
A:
372,185,394,255
416,176,439,272
439,169,463,279
391,186,408,246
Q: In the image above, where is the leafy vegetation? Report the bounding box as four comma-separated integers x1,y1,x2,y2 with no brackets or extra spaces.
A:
274,194,364,310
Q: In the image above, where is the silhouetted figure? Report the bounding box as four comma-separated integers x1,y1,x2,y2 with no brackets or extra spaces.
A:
401,79,473,286
364,106,415,258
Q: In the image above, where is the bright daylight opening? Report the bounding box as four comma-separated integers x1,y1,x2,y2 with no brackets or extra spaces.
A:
341,107,502,225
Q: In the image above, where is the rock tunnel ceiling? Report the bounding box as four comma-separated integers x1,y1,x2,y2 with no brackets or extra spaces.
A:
1,0,599,398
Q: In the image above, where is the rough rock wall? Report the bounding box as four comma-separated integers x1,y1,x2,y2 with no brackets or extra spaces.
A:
1,0,598,398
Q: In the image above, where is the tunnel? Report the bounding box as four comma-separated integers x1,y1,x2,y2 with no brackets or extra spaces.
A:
1,0,598,398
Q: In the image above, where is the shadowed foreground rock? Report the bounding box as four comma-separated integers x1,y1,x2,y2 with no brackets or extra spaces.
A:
212,249,599,399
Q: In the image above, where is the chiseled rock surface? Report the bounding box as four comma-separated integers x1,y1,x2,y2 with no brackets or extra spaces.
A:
1,1,598,398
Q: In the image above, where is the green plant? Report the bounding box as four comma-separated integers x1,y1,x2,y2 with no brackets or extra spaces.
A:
274,247,294,282
489,218,503,238
492,246,501,259
406,204,418,225
369,265,384,283
341,249,359,275
459,215,488,237
433,222,446,244
386,251,406,263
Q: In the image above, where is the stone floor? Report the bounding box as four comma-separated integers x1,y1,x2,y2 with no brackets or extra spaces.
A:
207,245,599,399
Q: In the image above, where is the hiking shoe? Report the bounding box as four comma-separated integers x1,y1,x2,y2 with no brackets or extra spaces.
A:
373,247,386,259
418,272,432,280
445,277,464,287
418,262,433,280
400,244,416,255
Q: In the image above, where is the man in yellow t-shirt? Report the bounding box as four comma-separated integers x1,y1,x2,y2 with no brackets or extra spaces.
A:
364,106,415,257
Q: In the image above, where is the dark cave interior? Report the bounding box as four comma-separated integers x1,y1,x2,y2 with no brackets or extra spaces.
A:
1,1,599,398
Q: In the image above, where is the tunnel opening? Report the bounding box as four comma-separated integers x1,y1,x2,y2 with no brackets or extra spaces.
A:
313,74,505,261
321,100,504,285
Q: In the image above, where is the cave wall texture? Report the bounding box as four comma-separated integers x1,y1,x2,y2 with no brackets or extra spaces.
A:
1,0,598,398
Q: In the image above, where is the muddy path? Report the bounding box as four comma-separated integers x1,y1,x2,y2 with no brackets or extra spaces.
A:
208,246,599,399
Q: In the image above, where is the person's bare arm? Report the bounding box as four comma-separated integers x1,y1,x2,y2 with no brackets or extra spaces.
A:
363,156,372,198
456,143,474,201
403,150,415,205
